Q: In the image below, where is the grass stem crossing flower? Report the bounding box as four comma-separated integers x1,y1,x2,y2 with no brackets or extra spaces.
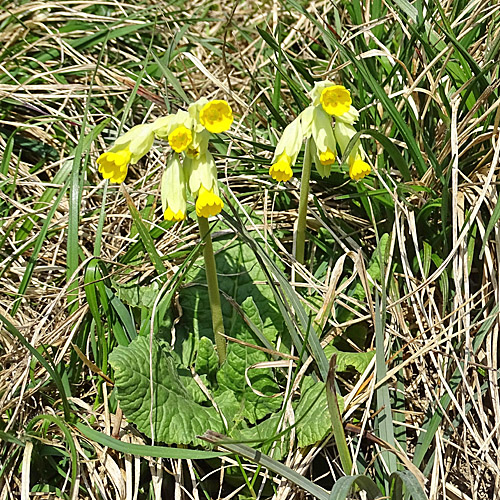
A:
334,121,371,181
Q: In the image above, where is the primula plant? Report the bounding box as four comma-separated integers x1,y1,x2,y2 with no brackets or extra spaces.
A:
268,81,371,267
98,98,233,367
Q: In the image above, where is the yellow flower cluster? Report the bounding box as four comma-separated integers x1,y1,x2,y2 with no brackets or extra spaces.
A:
268,81,370,182
97,99,233,220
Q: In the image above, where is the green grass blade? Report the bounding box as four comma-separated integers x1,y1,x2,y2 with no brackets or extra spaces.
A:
328,475,383,500
201,431,330,500
122,185,167,277
76,423,225,459
10,177,70,316
26,414,78,498
389,470,428,500
0,314,72,420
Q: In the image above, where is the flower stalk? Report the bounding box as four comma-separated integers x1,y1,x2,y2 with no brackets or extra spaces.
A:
197,215,227,365
294,137,313,272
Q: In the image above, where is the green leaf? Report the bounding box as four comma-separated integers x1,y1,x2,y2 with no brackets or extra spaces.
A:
216,298,283,424
195,336,219,378
233,413,286,458
389,471,428,500
109,336,225,445
177,237,282,365
324,346,375,374
114,280,161,309
295,377,344,448
328,474,383,499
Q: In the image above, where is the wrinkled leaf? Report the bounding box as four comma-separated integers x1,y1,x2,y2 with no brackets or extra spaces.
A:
295,377,344,448
324,345,375,374
216,297,283,424
109,336,226,445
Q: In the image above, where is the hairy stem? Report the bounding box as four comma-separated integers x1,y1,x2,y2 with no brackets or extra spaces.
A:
295,137,313,271
198,216,227,364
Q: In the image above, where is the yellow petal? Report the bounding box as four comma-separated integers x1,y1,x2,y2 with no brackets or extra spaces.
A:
199,100,233,133
269,154,293,182
195,186,224,218
168,126,193,153
97,148,131,183
349,157,371,181
320,85,352,116
319,148,336,166
164,207,186,221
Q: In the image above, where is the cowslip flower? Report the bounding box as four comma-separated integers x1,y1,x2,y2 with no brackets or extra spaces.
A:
310,81,352,118
97,123,155,183
197,99,233,134
301,105,337,178
153,97,232,221
196,186,224,218
269,117,303,182
334,121,371,181
153,111,195,153
161,154,187,221
185,151,224,218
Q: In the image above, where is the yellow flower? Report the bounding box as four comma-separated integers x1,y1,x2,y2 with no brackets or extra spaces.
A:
269,153,293,182
349,155,371,181
164,207,186,222
154,110,195,154
161,154,187,221
97,123,155,183
269,117,303,181
320,85,351,116
334,121,370,181
185,151,218,195
319,148,336,166
97,148,131,183
199,100,233,133
196,186,224,218
309,106,337,177
168,125,192,153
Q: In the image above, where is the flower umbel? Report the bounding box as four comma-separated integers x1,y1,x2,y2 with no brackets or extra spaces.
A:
320,85,351,117
199,100,233,133
269,153,293,182
196,186,224,218
97,148,131,183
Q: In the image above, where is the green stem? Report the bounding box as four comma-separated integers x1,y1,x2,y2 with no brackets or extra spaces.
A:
295,137,313,268
326,354,353,474
197,216,227,365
